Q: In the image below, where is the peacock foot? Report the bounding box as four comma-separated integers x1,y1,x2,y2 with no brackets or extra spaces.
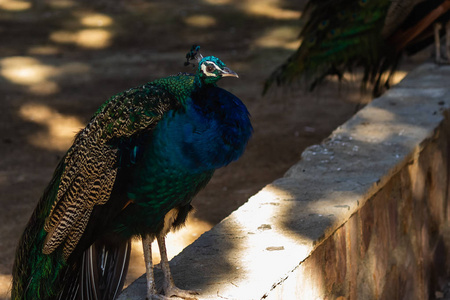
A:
146,287,199,300
145,285,198,300
163,286,199,300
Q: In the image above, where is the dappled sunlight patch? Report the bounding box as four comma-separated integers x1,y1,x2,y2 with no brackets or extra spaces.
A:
204,184,324,298
49,30,77,44
50,29,113,49
0,56,61,94
79,13,113,27
184,14,217,28
233,184,298,228
46,0,77,9
0,274,11,300
351,121,430,146
356,105,396,123
76,29,112,49
19,103,84,151
254,26,300,50
390,70,408,85
0,56,92,95
0,56,57,86
28,81,60,95
163,216,212,259
0,0,31,11
252,184,294,203
126,239,146,287
242,1,301,20
322,71,362,84
49,11,114,49
27,45,61,56
202,0,232,5
345,105,414,144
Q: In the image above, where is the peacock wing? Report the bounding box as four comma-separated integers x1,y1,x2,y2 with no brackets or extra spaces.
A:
42,84,181,259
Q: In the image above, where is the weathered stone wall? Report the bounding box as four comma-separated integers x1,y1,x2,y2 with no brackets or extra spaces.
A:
266,117,450,299
119,64,450,300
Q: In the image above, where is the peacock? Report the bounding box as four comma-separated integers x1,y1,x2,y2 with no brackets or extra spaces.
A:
264,0,450,96
11,45,252,300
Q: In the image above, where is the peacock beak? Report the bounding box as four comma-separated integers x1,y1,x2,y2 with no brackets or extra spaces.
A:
221,67,239,78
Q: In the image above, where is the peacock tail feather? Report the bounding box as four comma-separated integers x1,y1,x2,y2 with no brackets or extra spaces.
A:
12,159,67,299
264,0,392,95
264,0,450,96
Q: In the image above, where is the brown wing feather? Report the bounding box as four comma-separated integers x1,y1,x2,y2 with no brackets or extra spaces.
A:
41,83,181,259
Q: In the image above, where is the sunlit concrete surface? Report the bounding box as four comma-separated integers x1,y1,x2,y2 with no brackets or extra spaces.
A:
119,64,450,299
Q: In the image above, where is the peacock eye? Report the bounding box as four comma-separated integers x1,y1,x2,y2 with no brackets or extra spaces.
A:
206,64,215,73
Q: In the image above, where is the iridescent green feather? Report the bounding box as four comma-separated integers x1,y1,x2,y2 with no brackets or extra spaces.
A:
12,160,67,299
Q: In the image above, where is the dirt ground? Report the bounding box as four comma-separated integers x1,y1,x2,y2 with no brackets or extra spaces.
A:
0,0,429,298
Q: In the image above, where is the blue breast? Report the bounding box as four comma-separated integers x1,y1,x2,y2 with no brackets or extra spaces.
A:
152,86,252,173
117,86,252,235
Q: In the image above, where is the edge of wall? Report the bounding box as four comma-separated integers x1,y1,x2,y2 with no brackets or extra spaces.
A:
118,63,450,300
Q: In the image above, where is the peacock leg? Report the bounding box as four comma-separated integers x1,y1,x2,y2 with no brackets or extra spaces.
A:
142,234,159,300
157,235,199,299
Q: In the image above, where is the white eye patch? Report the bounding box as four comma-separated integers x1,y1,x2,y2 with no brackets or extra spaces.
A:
201,62,222,77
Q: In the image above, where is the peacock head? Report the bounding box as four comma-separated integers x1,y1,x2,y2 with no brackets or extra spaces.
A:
185,45,238,86
197,56,238,85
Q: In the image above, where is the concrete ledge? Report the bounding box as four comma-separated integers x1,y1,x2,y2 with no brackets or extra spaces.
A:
118,63,450,299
